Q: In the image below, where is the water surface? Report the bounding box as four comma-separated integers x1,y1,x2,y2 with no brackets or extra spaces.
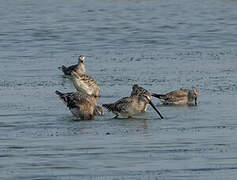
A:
0,0,237,179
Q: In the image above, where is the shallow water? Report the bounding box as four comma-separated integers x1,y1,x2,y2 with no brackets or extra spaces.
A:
1,0,237,179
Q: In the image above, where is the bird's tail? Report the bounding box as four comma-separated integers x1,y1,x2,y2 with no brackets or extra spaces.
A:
55,90,64,96
55,90,75,108
102,103,116,112
55,90,67,102
61,65,68,73
151,93,166,99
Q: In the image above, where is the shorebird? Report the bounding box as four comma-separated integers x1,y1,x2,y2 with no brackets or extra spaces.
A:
60,55,86,76
55,90,103,120
152,88,200,105
130,84,152,112
71,70,100,97
103,85,163,119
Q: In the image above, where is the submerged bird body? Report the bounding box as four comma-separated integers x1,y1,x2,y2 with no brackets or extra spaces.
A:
55,90,103,120
71,70,100,97
61,55,86,76
152,88,200,105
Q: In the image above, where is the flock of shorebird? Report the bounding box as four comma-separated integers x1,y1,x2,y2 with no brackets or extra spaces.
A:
56,55,200,120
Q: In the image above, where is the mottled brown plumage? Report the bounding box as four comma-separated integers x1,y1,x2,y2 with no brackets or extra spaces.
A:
55,90,103,120
131,84,151,98
130,84,151,111
71,70,100,97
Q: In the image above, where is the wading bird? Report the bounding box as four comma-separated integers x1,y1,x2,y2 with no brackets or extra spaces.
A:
71,70,100,97
152,88,200,105
55,90,103,120
60,55,86,76
103,85,163,119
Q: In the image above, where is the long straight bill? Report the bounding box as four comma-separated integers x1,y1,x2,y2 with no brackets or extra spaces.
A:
149,101,164,119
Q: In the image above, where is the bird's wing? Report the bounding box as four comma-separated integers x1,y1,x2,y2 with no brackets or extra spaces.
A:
67,64,77,71
72,92,97,104
74,74,99,88
113,97,133,112
166,90,189,101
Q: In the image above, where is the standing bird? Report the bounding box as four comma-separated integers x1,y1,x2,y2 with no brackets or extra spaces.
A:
55,90,103,120
60,55,86,76
71,70,100,97
103,85,163,119
152,88,200,105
